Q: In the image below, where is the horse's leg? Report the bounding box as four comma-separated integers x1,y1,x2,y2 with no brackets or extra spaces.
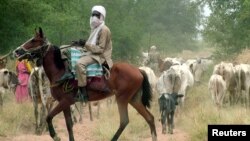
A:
130,102,157,141
97,102,100,119
46,99,72,141
63,107,74,141
111,99,129,141
88,102,93,121
73,102,83,123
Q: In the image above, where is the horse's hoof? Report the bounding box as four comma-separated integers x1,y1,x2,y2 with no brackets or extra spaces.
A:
162,130,166,134
53,136,61,141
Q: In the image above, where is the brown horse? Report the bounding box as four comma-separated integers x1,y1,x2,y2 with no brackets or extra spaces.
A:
14,27,157,141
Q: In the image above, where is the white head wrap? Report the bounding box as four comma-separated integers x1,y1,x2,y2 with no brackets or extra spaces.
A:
87,5,106,46
91,5,106,18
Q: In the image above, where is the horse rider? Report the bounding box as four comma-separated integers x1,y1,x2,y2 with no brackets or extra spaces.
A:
58,5,113,98
148,45,159,64
148,45,160,74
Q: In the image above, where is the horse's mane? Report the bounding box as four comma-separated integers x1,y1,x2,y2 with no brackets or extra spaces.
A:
52,45,64,70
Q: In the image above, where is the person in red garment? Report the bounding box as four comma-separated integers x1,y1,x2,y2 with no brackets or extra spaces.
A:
15,59,32,103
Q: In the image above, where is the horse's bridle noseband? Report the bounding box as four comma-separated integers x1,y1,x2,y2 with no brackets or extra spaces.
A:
19,38,51,60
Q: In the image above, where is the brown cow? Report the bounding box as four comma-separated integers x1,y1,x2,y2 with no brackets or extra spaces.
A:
213,62,237,105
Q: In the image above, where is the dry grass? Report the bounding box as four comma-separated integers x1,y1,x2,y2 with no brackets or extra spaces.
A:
92,101,159,141
0,93,34,137
234,49,250,64
176,69,250,141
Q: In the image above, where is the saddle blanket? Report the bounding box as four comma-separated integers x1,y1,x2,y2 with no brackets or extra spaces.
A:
70,48,103,77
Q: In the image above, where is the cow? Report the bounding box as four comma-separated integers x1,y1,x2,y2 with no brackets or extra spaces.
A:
0,68,10,107
0,68,18,107
171,64,194,106
234,64,250,107
158,57,184,73
156,67,183,134
28,66,55,134
208,74,227,107
158,93,183,134
157,63,194,106
213,62,237,105
185,58,213,84
139,66,158,94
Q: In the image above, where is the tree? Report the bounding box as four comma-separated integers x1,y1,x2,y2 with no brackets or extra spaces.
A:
203,0,250,55
0,0,201,64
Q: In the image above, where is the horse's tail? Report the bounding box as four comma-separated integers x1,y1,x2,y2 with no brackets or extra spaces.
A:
140,69,152,108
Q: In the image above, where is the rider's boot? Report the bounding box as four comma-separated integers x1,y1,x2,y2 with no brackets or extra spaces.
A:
76,86,88,102
57,60,74,83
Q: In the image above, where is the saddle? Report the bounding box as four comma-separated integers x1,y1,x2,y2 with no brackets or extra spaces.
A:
69,47,110,93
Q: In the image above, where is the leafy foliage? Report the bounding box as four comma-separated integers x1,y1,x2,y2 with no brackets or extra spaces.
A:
203,0,250,54
0,0,201,63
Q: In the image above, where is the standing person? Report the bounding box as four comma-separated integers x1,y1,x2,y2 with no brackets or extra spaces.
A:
148,45,160,74
75,5,113,98
15,59,32,103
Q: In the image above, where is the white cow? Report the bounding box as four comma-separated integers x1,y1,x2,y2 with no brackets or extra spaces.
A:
0,68,10,107
0,68,18,107
185,58,213,83
172,64,194,106
208,74,226,107
28,66,55,134
156,64,194,106
139,66,157,93
156,67,182,95
234,64,250,106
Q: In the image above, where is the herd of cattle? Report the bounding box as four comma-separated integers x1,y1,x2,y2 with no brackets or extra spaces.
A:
140,54,250,134
1,53,250,135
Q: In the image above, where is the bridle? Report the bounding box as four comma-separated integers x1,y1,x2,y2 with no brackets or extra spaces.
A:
18,38,51,64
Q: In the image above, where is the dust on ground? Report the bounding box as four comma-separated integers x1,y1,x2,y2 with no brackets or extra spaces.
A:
0,104,190,141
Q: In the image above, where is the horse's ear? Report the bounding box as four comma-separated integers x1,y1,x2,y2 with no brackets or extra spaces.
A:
35,27,38,34
38,27,44,38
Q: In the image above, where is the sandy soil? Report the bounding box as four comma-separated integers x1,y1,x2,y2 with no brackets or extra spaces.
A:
0,107,190,141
